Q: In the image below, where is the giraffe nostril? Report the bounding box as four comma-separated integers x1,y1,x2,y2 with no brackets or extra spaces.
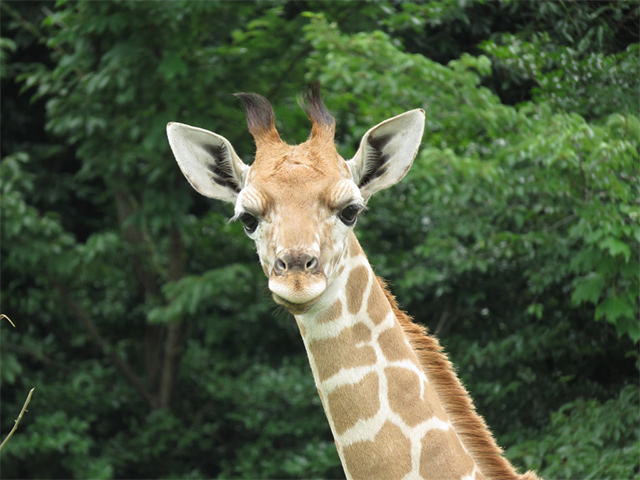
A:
275,257,288,274
305,256,319,273
274,252,320,275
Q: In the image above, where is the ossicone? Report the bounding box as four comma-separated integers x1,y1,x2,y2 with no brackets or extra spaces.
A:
233,92,281,145
299,81,336,141
234,83,336,148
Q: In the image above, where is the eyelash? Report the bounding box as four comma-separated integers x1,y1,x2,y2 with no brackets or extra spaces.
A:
338,204,364,226
239,212,259,234
234,202,364,234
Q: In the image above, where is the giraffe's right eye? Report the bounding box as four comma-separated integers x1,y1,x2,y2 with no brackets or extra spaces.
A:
240,213,259,234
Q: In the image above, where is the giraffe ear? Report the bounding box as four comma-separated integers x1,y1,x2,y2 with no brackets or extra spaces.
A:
347,109,425,201
167,122,249,203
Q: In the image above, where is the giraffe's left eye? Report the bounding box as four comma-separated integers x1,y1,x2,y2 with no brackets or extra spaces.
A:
240,213,259,234
338,205,361,226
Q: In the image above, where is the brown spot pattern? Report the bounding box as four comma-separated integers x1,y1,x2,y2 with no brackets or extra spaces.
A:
342,421,412,480
349,234,363,257
317,299,343,324
367,280,390,325
420,428,476,480
378,325,407,362
327,372,379,435
386,366,447,428
346,266,369,314
308,322,376,381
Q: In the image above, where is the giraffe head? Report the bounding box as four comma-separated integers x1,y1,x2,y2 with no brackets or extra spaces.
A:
167,86,424,314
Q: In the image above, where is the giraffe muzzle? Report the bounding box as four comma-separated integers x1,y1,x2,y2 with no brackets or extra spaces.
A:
269,250,327,313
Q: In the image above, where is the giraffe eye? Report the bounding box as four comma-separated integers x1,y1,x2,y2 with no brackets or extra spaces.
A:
240,212,259,234
338,205,361,226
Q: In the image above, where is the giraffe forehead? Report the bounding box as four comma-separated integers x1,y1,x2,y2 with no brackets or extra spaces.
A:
253,140,345,172
251,140,349,182
243,167,360,215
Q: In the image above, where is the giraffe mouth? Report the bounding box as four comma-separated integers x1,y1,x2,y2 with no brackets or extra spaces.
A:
271,293,320,314
268,273,327,315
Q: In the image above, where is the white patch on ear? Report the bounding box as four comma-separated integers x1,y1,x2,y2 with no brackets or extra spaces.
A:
167,122,249,203
347,109,425,201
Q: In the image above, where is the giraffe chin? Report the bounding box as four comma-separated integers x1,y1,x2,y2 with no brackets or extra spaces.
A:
268,275,327,315
271,293,320,315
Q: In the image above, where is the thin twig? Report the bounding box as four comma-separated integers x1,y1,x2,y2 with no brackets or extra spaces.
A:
545,214,576,232
434,308,450,336
1,2,83,79
1,314,16,327
0,388,35,451
3,343,68,371
1,3,64,57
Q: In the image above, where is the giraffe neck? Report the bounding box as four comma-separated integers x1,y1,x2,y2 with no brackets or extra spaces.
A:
295,234,482,480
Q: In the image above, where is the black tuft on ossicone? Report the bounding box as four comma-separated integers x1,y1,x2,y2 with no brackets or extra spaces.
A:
233,92,278,140
298,81,335,129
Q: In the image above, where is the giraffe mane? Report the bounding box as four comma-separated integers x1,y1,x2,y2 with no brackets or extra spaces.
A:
374,276,540,480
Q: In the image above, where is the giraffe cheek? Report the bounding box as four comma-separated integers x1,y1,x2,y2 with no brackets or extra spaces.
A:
320,220,349,284
252,236,271,276
260,262,269,276
257,253,273,278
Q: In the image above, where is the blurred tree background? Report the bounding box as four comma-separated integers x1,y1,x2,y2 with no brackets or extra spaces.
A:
1,1,638,478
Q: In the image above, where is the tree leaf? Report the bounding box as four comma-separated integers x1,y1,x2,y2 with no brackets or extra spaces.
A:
599,236,631,263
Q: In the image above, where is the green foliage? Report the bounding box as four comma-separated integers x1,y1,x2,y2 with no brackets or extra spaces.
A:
1,153,77,276
215,360,342,479
303,12,639,343
1,1,638,478
507,384,640,480
482,34,639,118
5,409,113,479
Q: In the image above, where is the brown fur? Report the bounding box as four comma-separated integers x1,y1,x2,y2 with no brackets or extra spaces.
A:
375,276,541,480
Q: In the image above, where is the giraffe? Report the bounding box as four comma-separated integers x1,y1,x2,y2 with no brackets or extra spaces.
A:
166,85,541,480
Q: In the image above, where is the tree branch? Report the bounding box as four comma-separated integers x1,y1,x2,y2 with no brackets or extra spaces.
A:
158,223,185,409
0,388,35,451
434,308,451,336
3,343,68,371
53,281,157,408
1,2,83,79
